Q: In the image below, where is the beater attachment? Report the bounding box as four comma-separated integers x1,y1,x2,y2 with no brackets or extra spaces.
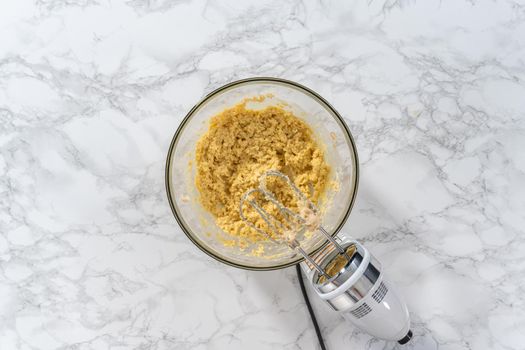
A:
240,170,349,279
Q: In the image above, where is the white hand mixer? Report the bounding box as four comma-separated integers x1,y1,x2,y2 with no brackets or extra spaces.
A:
239,170,412,345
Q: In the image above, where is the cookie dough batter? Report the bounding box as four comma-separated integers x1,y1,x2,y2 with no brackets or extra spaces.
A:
195,99,330,247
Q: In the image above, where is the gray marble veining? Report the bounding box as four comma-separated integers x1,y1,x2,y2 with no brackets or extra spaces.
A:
1,0,525,349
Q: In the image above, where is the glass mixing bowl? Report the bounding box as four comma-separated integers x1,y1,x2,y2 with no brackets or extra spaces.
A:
165,77,359,270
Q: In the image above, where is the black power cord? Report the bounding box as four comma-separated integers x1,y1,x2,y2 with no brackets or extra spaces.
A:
296,265,327,350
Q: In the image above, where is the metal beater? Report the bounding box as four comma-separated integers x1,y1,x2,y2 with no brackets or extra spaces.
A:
239,170,350,279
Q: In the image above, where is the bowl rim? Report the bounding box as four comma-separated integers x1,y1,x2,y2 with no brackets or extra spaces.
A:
165,77,360,270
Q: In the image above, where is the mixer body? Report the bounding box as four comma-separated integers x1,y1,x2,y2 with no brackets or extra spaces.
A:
339,277,412,343
303,240,412,344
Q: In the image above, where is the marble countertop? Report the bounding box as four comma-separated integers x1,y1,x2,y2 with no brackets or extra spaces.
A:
1,1,525,349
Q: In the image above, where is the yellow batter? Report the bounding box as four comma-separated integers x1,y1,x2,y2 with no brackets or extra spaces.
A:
195,99,330,248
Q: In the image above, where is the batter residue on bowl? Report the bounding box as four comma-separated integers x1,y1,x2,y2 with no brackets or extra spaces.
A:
195,98,330,248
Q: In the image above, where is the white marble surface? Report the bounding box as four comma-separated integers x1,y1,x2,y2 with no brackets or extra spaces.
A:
1,0,525,349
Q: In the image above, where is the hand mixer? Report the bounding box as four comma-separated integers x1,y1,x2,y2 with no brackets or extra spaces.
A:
239,170,412,345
